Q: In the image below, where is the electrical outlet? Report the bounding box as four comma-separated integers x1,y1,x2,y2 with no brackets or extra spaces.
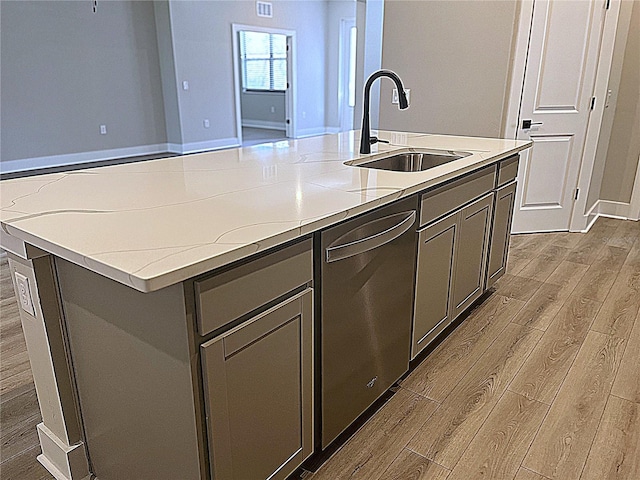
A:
14,272,36,316
392,89,411,105
100,125,107,135
270,106,275,113
203,119,210,128
390,132,408,144
182,80,189,91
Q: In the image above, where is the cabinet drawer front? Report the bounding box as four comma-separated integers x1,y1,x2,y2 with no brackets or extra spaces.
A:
497,155,519,187
420,165,496,226
195,239,312,336
223,290,305,357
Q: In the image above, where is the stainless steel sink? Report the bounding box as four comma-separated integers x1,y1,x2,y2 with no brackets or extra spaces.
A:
348,149,472,172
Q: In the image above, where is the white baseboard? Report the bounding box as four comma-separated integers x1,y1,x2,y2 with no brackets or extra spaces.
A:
597,200,632,219
1,139,243,174
591,199,632,220
37,423,90,480
176,138,240,154
0,144,170,174
242,120,286,130
577,199,638,233
296,127,332,138
581,213,599,233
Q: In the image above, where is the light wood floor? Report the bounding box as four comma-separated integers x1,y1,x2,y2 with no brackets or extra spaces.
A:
1,217,639,480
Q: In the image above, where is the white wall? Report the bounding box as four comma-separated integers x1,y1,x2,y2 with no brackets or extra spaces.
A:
1,1,167,164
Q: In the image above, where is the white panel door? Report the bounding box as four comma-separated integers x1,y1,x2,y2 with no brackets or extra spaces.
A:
512,0,607,233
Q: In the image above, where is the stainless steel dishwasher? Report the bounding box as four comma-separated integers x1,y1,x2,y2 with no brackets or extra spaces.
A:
320,196,417,448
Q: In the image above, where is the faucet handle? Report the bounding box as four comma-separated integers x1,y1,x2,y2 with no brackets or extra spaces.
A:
370,136,389,145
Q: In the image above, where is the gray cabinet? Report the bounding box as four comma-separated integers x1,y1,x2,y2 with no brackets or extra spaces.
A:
486,181,517,288
412,212,457,357
412,167,497,359
450,193,494,319
201,289,313,480
196,239,314,480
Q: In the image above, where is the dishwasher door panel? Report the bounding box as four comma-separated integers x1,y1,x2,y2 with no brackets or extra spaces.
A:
320,196,417,448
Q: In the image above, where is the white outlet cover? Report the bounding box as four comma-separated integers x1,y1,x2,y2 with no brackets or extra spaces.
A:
15,271,36,316
392,89,410,105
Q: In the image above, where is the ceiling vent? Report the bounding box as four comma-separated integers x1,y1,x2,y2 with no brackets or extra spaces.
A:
256,1,273,18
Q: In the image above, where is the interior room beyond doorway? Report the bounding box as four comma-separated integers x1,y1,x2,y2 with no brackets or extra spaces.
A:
237,29,289,146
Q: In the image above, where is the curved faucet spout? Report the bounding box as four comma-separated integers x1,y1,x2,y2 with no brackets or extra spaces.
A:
360,70,409,154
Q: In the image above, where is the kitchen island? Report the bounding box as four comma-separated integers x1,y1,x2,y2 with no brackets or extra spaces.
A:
0,130,531,480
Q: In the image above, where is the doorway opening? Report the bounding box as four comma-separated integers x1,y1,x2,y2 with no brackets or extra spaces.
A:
232,25,296,146
339,19,357,132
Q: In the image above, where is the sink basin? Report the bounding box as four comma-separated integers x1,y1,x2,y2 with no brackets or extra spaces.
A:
348,149,472,172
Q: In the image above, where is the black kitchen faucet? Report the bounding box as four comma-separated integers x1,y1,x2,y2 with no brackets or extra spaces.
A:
359,69,409,154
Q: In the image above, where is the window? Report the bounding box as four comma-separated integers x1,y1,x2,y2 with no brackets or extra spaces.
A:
239,31,287,91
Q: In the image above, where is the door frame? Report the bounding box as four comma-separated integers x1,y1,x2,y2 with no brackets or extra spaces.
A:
503,0,622,232
231,24,297,144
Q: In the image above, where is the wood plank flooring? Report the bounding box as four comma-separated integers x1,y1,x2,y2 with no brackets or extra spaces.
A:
1,217,639,480
311,217,640,480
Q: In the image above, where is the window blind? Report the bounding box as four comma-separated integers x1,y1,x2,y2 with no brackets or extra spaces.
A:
240,31,287,91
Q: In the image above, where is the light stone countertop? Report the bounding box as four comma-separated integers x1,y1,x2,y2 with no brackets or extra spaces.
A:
0,130,531,292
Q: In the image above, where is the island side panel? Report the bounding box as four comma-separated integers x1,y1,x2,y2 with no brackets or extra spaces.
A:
55,258,203,480
7,252,90,480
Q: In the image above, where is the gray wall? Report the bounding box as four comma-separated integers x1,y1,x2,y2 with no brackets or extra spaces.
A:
241,91,286,129
599,0,640,204
164,0,337,144
587,0,640,209
325,0,359,130
154,0,183,146
1,0,355,168
378,0,518,137
1,0,167,162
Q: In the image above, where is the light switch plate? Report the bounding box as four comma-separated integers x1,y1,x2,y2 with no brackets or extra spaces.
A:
15,271,36,316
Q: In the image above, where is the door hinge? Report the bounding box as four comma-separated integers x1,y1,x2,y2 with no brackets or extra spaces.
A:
590,97,596,110
575,188,580,201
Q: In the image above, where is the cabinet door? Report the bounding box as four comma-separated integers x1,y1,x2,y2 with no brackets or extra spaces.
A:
486,181,517,289
201,289,313,480
412,212,458,359
451,193,494,319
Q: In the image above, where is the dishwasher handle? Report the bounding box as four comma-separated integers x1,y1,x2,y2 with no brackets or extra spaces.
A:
325,210,416,263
